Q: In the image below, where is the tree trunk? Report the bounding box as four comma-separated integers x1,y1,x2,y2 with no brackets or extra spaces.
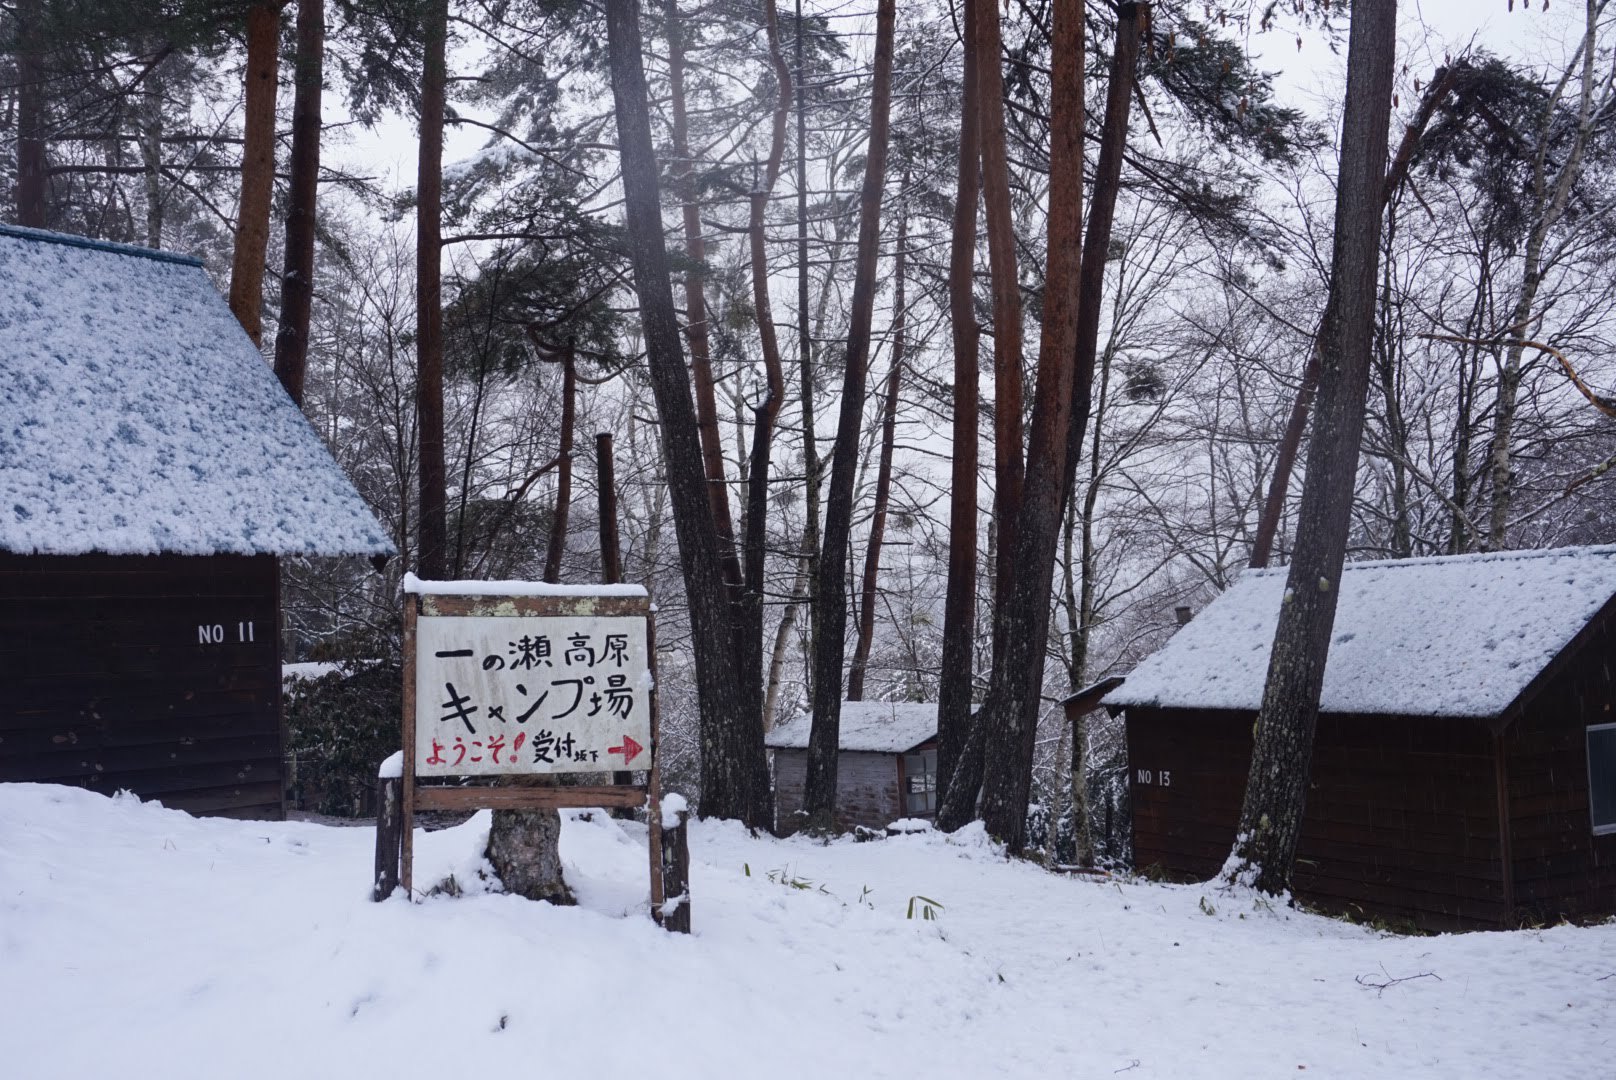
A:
415,0,449,580
975,0,1023,616
485,799,573,904
802,0,895,831
14,0,48,227
764,546,810,731
1373,221,1413,558
1069,707,1094,866
228,2,281,346
543,344,577,583
663,0,741,587
935,0,981,804
1225,0,1398,895
974,0,1097,850
736,0,795,797
795,0,821,694
138,64,165,248
1248,341,1321,569
605,0,770,829
847,211,907,702
272,0,324,407
1064,317,1123,869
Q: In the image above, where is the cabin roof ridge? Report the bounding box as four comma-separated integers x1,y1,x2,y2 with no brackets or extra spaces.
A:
0,222,204,268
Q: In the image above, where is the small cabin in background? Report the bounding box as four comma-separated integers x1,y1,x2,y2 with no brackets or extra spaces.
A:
0,225,393,819
1104,545,1616,931
768,701,938,833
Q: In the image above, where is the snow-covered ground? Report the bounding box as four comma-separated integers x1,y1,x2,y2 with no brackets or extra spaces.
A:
1,784,1610,1079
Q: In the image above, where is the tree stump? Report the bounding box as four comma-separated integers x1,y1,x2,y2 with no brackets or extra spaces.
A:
486,807,574,905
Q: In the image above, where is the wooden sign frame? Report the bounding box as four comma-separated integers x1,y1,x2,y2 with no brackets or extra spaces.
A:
397,587,665,918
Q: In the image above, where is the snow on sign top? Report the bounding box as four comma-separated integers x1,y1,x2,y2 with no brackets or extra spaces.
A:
0,225,393,557
1105,545,1616,719
766,700,937,753
403,573,648,598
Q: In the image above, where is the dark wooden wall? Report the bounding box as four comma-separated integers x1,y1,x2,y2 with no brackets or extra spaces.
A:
1128,706,1508,930
0,552,284,818
1504,616,1616,923
772,748,901,832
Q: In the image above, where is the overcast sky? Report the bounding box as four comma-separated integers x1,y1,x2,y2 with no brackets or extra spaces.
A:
331,1,1591,208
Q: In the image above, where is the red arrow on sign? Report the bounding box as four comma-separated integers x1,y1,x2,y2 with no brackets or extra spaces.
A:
608,735,644,763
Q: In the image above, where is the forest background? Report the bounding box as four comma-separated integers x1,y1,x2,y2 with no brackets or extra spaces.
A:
2,0,1612,869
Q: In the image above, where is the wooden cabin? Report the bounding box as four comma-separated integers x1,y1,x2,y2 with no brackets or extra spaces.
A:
0,225,393,819
768,701,938,833
1103,545,1616,931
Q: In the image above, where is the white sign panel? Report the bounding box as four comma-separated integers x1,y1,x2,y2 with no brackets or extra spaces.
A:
414,614,652,776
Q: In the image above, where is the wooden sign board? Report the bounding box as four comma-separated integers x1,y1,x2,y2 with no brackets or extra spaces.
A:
414,614,653,777
395,577,670,921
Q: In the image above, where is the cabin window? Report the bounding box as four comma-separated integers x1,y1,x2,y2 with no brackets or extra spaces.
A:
1589,724,1616,835
903,749,937,815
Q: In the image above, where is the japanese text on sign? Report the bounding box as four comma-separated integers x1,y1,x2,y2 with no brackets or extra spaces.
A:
414,614,652,776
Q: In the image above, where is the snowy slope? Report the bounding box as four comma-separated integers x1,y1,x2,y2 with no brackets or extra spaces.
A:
0,225,393,557
1,784,1610,1078
1107,545,1616,717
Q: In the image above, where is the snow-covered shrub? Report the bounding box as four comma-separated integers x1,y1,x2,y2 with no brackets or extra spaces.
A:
284,660,401,816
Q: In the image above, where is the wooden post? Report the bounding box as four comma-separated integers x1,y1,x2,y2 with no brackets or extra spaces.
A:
658,801,691,933
372,773,403,901
600,432,634,800
597,432,622,585
400,593,418,898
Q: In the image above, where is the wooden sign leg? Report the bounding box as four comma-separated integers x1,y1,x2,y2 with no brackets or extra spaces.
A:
401,594,418,899
659,803,691,934
372,774,403,901
644,608,682,928
649,764,665,920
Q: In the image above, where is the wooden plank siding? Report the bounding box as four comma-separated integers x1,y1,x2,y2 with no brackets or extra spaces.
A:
1502,616,1616,924
772,749,902,832
0,552,284,819
1127,707,1509,931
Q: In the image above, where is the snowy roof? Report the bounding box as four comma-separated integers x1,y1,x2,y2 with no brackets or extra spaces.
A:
1104,545,1616,719
766,701,937,753
0,225,393,557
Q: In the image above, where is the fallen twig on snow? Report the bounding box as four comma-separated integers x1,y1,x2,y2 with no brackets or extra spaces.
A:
1356,964,1442,996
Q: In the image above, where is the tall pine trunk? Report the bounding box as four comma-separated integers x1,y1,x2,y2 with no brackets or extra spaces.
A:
801,0,895,830
935,0,981,802
273,0,324,406
973,0,1094,849
228,2,281,346
415,0,448,580
604,0,770,829
663,0,742,587
975,0,1023,617
1224,0,1398,895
